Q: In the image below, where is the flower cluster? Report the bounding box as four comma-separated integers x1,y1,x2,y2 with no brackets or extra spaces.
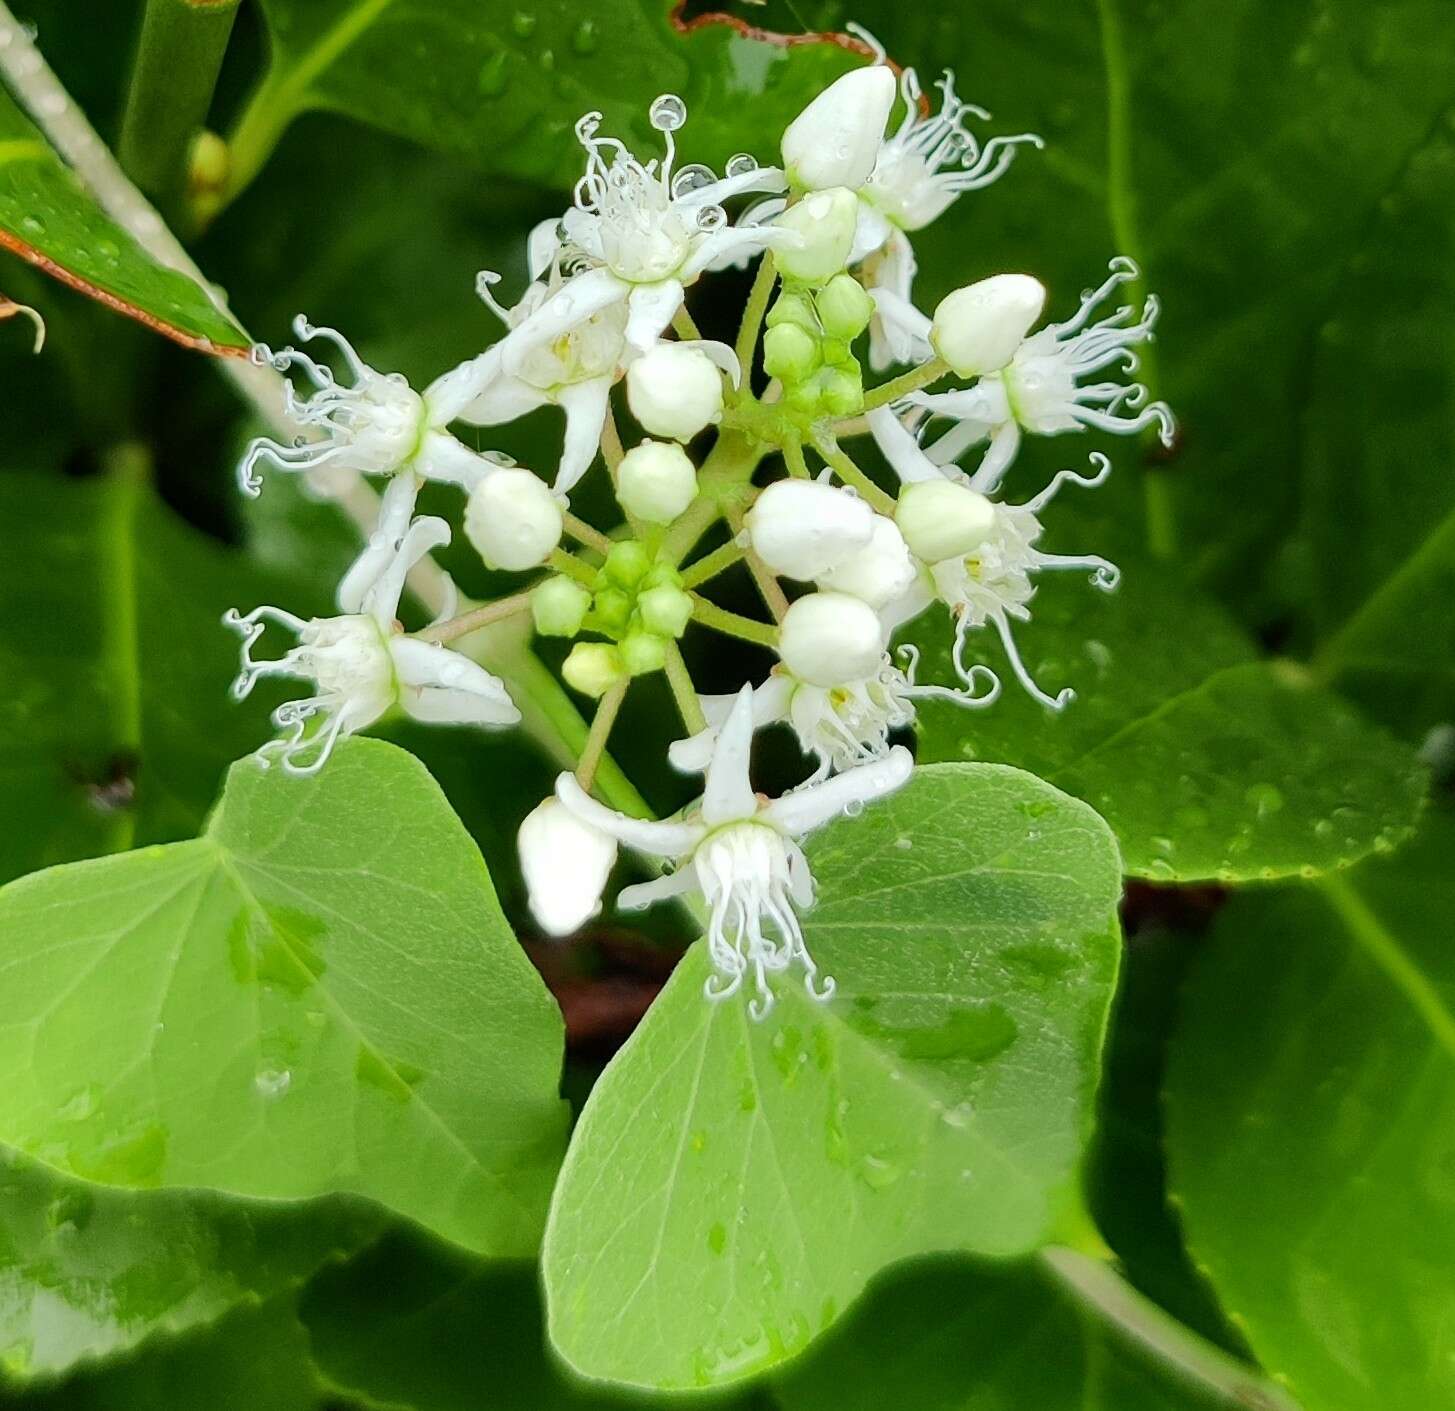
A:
225,46,1174,1019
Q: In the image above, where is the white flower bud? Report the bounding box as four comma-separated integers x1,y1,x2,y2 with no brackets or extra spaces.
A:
626,344,723,441
617,440,699,524
896,480,996,565
519,798,617,937
774,188,860,284
746,479,874,581
464,467,563,571
931,274,1046,377
781,65,896,191
779,591,886,687
817,513,918,608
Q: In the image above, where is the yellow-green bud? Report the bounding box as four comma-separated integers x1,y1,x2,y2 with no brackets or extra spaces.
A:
816,274,875,340
896,480,996,564
603,539,653,588
591,586,633,633
819,335,851,367
531,575,591,637
562,642,626,698
819,365,863,416
637,584,694,638
766,290,820,333
619,631,669,676
774,188,859,284
763,323,821,383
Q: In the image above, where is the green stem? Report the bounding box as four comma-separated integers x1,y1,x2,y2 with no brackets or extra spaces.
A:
548,547,598,586
661,430,767,565
859,356,949,412
119,0,241,220
562,511,612,556
663,642,708,733
783,435,811,480
575,681,628,790
679,537,745,589
414,592,532,644
811,433,898,514
689,593,779,649
100,446,146,855
1040,1249,1300,1411
734,252,777,385
672,305,704,342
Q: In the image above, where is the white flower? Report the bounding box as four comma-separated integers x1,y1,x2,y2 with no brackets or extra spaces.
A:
854,66,1043,369
931,274,1047,377
745,479,874,581
475,99,785,367
816,512,919,609
518,799,618,936
903,257,1177,487
617,440,699,524
625,341,730,441
781,64,897,191
671,648,997,781
239,317,489,501
463,466,564,571
778,591,887,687
871,405,1120,709
555,686,914,1018
223,517,519,774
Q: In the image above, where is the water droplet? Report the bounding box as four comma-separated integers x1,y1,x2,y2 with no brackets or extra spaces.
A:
726,152,759,177
650,93,688,131
478,51,509,96
1244,782,1284,818
20,214,46,236
254,1068,291,1100
672,162,715,197
893,835,913,850
857,1151,904,1190
571,18,598,53
57,1085,100,1123
511,10,536,37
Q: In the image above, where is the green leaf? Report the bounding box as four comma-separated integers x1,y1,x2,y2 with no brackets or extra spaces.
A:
0,467,311,886
0,88,248,351
0,1147,377,1387
1298,102,1455,741
1164,808,1455,1411
909,551,1426,881
12,1296,322,1411
773,1255,1268,1411
229,1,862,199
0,738,568,1257
542,764,1122,1390
302,1229,756,1410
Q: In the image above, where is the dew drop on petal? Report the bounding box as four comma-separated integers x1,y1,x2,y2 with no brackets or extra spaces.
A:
672,162,715,197
650,93,688,131
726,152,759,177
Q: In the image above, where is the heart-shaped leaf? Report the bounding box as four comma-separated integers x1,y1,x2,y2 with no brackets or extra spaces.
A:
0,1147,377,1387
543,764,1122,1389
1165,808,1455,1411
908,553,1425,882
0,738,568,1257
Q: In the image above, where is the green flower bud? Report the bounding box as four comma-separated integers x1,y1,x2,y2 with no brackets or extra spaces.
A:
643,561,683,590
765,290,820,333
562,642,626,698
819,364,863,416
619,631,669,676
819,335,851,367
763,323,821,384
637,584,694,639
816,273,875,339
602,539,653,588
530,575,592,638
591,586,633,634
786,378,824,415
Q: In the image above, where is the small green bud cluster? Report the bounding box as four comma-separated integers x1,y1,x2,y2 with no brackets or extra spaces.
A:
538,541,694,697
763,273,874,420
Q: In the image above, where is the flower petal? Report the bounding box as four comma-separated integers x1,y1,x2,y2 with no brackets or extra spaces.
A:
762,745,913,836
